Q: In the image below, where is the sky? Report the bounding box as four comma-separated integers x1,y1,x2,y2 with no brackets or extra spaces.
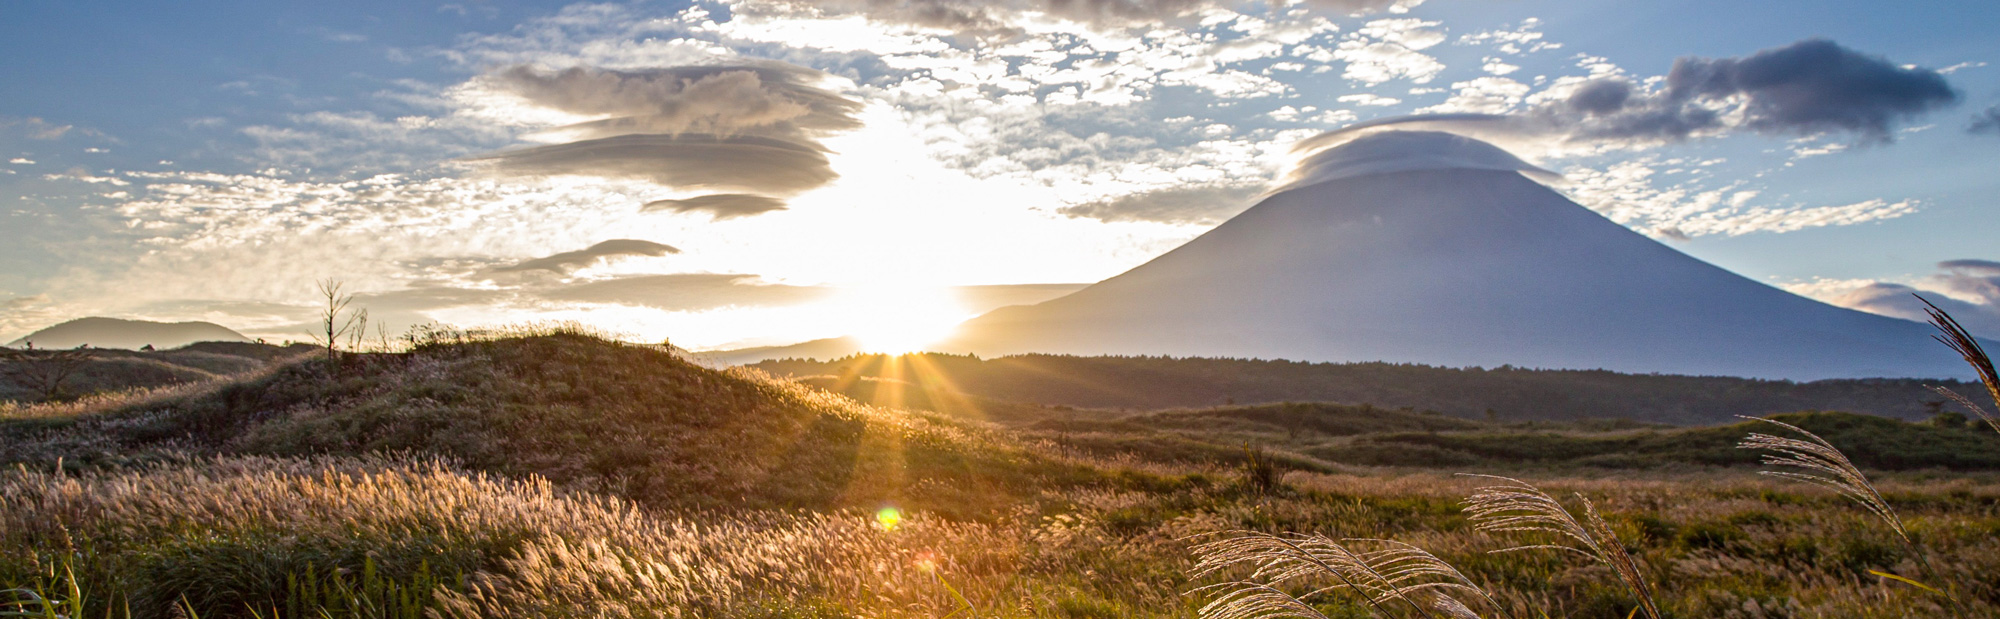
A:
2,0,1998,351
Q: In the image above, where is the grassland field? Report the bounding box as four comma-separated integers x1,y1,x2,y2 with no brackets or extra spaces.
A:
3,330,1998,618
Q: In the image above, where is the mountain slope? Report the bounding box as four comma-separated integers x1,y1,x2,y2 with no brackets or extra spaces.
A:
7,317,250,350
937,131,1975,380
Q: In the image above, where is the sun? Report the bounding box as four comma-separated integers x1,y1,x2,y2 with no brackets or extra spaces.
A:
830,285,972,355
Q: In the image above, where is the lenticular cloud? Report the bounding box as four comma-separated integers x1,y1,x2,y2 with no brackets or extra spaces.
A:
468,62,862,217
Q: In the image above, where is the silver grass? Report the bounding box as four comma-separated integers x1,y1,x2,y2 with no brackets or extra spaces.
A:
1735,416,1907,542
1737,415,1969,617
1919,295,2000,428
1919,295,2000,435
1460,475,1659,619
1429,594,1483,619
1187,531,1502,619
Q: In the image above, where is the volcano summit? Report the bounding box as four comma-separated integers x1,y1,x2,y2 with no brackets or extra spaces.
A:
938,131,1974,380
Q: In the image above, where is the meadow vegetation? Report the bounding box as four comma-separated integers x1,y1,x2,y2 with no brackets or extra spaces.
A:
2,318,1998,617
752,353,1978,424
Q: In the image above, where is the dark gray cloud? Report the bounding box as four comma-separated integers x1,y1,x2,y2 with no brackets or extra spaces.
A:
753,0,1413,37
1972,105,2000,135
492,64,862,139
1566,79,1632,115
1057,184,1266,225
496,239,680,274
471,62,861,207
1662,39,1959,141
474,134,836,193
642,194,790,220
542,274,834,311
1328,39,1959,148
1941,259,2000,275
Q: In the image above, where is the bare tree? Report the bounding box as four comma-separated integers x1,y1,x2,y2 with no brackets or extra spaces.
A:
0,347,95,401
313,278,361,362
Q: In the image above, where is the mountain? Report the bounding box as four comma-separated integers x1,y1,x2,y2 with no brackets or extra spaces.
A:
6,317,251,350
701,336,867,366
934,131,1979,380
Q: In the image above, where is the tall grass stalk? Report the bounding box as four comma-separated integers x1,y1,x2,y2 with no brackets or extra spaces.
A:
1738,416,1969,617
1920,295,2000,435
1460,475,1659,619
1187,530,1502,619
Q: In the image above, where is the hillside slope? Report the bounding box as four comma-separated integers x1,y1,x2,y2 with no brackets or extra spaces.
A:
0,342,314,402
0,333,1088,514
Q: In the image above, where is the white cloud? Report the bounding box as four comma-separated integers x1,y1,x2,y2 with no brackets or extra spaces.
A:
1329,19,1446,85
1420,76,1530,114
1456,18,1560,55
1337,93,1401,106
1559,156,1918,238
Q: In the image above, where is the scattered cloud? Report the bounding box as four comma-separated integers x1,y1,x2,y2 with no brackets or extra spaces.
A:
1456,18,1559,55
1552,153,1918,238
541,273,831,311
0,295,60,343
740,0,1422,38
1797,259,2000,339
496,239,681,274
642,194,790,220
1971,104,2000,135
1057,183,1266,224
1337,93,1402,107
0,117,78,141
1328,18,1447,85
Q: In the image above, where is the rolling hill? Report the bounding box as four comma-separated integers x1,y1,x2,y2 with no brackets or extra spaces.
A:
6,317,251,350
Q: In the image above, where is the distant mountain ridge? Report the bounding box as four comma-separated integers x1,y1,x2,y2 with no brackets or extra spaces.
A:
6,317,251,350
751,353,1982,425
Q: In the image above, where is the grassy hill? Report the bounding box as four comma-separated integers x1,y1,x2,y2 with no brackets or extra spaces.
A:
0,332,1093,515
753,352,1982,424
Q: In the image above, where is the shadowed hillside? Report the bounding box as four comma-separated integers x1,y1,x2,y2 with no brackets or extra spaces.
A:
753,352,1983,424
0,341,315,403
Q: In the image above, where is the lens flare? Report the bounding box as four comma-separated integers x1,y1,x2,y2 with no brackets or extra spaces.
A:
874,506,902,531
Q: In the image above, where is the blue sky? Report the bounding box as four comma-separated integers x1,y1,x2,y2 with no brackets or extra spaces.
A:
3,0,1997,348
